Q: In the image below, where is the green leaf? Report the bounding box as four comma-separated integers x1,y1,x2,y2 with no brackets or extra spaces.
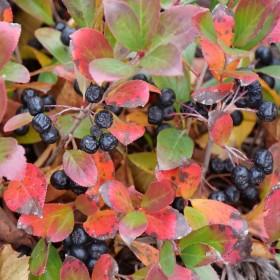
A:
157,128,194,170
257,65,280,80
0,61,30,83
128,152,157,174
184,207,208,230
38,72,57,84
35,28,71,64
193,265,219,280
13,0,53,24
89,58,136,85
159,241,175,276
30,239,49,276
62,0,95,27
29,244,62,280
16,126,41,144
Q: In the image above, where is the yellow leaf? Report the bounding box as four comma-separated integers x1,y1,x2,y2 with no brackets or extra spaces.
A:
126,111,148,126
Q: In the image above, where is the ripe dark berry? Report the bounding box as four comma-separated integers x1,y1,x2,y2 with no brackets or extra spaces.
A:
232,165,250,190
73,79,82,96
79,135,99,154
241,187,259,206
16,106,29,115
159,88,176,106
50,170,69,190
209,191,227,202
43,95,56,111
223,159,234,173
99,133,118,151
60,26,75,46
21,89,37,106
71,185,87,195
148,105,163,125
255,46,273,65
27,96,44,116
70,225,90,245
55,22,66,32
85,84,104,103
132,73,149,82
210,158,225,174
95,110,113,129
253,149,273,174
104,105,123,116
15,125,29,136
90,125,102,139
225,186,240,204
32,113,52,133
162,105,175,121
171,197,185,213
246,82,263,109
180,101,196,114
235,97,248,108
88,240,108,259
69,245,89,261
40,126,59,144
231,111,243,126
249,166,265,185
86,258,97,271
257,101,278,122
259,73,275,89
63,236,72,248
156,123,171,135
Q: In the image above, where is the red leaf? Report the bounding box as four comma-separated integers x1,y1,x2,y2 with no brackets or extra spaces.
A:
71,28,113,80
213,4,234,47
264,186,280,242
63,150,98,187
108,119,145,145
264,17,280,44
4,112,32,132
146,207,191,240
0,22,21,69
119,210,147,245
146,264,167,280
0,78,8,124
99,180,134,213
60,256,90,280
4,163,47,216
222,70,258,86
192,82,234,106
156,162,202,199
75,194,98,216
141,180,175,213
91,254,118,280
0,0,13,22
84,210,118,239
208,111,233,145
169,265,199,280
18,203,74,242
191,199,248,235
0,137,26,181
200,37,225,80
105,80,150,108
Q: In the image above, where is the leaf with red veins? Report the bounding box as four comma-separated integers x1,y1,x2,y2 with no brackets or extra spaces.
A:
74,194,98,216
169,265,199,280
128,186,143,209
208,111,233,146
70,28,113,80
60,256,90,280
91,254,118,280
0,137,26,181
141,180,175,213
99,180,134,213
63,150,98,187
156,162,202,199
192,82,234,106
212,4,234,47
4,112,32,132
105,80,150,108
146,264,167,280
0,21,21,69
18,203,74,242
146,207,191,240
108,118,145,146
200,37,225,80
0,78,8,124
4,163,47,217
84,210,118,240
222,70,258,86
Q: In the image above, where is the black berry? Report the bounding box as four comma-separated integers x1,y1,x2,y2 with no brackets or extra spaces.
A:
231,111,243,126
55,22,66,32
156,123,171,135
63,236,72,248
21,89,37,106
148,105,163,125
249,166,265,185
255,46,273,65
90,125,102,139
99,133,118,151
40,126,59,144
71,185,87,195
27,96,44,116
95,110,113,129
32,113,52,133
88,240,109,259
225,186,240,204
223,159,234,173
43,95,56,111
162,105,175,121
69,245,88,261
50,170,69,190
79,135,99,154
86,258,97,271
15,125,29,136
253,149,273,174
241,187,259,206
70,225,90,245
104,105,123,116
85,84,104,103
159,88,176,107
246,81,263,109
210,158,225,174
16,106,29,115
60,26,75,46
209,191,227,202
257,101,278,122
259,73,275,89
171,197,185,213
132,73,149,82
232,165,250,190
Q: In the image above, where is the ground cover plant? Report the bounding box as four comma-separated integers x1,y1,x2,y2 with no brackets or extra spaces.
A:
1,0,280,279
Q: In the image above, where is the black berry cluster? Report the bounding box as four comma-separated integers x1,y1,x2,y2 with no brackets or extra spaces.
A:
16,89,59,144
63,225,109,271
180,100,209,119
56,22,75,46
148,88,176,133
